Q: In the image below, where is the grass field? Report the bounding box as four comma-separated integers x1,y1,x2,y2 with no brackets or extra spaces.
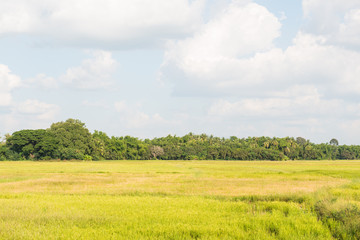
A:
0,160,359,239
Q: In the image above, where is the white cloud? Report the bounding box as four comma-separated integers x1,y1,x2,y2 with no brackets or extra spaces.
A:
1,0,360,144
60,50,117,89
27,73,58,89
338,9,360,47
164,2,280,62
162,28,360,97
340,120,360,140
208,92,349,119
15,99,60,120
25,51,118,90
114,101,128,113
206,93,360,144
160,1,360,98
158,0,360,143
114,101,178,129
0,67,59,132
160,2,281,94
114,101,153,128
303,0,360,47
0,114,20,135
81,100,109,109
0,0,205,48
0,64,21,106
0,99,60,134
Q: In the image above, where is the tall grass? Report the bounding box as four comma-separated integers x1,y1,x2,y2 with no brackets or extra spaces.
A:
0,160,359,239
0,194,332,239
311,182,360,240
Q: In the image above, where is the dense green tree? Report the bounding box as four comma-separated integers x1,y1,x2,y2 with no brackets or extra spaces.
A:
2,119,360,161
296,137,307,146
6,129,57,159
330,138,339,146
0,143,8,161
92,130,110,160
49,119,93,159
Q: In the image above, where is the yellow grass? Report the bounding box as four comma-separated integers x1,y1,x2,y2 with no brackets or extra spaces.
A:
0,160,354,196
0,160,359,239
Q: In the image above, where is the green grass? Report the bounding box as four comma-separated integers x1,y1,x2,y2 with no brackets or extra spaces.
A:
0,160,359,239
0,194,332,240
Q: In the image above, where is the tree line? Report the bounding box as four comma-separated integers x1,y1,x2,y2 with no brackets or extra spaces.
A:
0,119,359,161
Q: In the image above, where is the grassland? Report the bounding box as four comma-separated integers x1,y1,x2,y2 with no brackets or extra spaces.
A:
0,160,359,239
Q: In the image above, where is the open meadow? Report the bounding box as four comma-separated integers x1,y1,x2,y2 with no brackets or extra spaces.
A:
0,160,359,239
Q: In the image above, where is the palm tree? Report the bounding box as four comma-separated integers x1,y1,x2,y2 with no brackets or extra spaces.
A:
330,138,339,146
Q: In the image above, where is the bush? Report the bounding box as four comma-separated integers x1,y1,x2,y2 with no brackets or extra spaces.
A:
83,155,93,161
58,148,84,160
314,198,360,239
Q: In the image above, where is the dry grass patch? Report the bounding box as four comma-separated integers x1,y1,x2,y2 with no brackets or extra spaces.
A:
0,160,359,239
0,172,348,196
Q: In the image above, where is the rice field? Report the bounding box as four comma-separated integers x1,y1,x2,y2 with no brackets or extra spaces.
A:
0,160,359,239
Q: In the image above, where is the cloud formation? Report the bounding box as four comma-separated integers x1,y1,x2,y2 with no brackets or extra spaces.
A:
0,64,21,106
1,0,359,143
114,101,170,129
28,74,58,89
15,99,60,120
158,0,360,143
303,0,360,48
0,0,205,48
161,2,281,95
161,2,360,98
0,98,60,134
60,50,117,89
27,50,118,90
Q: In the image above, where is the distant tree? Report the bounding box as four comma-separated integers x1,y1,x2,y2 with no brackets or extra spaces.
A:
296,137,307,146
340,148,355,159
6,129,57,159
330,138,339,146
263,141,270,149
3,117,360,161
0,134,4,144
0,139,9,161
149,145,164,159
92,130,110,160
229,136,238,142
49,119,93,159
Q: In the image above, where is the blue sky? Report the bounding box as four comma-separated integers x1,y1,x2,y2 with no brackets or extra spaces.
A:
1,0,360,144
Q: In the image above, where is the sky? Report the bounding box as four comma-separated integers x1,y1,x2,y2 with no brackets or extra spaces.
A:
1,0,360,144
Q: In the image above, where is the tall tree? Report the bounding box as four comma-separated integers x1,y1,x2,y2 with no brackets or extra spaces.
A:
49,119,93,159
330,138,339,146
6,129,57,159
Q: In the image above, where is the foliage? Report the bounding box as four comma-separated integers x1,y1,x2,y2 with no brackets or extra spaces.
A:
149,145,165,159
2,119,360,160
330,138,339,146
6,129,57,160
49,119,93,159
313,187,360,240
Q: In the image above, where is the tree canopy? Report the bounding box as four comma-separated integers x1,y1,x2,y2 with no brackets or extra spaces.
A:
49,119,93,159
1,119,359,161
